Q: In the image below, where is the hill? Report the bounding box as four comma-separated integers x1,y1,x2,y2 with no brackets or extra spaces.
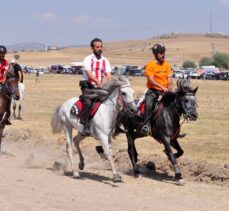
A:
6,33,229,67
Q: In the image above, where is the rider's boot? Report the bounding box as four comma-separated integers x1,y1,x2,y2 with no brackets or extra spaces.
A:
5,118,12,125
82,122,90,136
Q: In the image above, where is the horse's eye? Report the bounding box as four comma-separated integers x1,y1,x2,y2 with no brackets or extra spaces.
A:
122,92,126,96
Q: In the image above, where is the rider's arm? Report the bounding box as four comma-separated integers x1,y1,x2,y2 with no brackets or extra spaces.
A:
18,71,22,82
148,75,168,92
167,63,173,91
85,69,102,86
106,72,112,81
167,76,173,91
2,63,9,83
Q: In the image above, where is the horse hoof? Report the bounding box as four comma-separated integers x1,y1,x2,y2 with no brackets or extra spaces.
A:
134,173,141,178
78,162,84,170
113,174,122,183
177,179,185,186
73,172,81,179
133,169,141,177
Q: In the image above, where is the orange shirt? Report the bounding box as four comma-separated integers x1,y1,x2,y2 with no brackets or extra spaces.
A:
145,60,171,90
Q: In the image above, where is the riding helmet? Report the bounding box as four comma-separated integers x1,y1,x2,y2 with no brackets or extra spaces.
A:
0,45,7,54
152,44,166,54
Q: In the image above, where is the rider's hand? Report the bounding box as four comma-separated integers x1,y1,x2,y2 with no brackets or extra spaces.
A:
162,87,168,93
97,81,102,87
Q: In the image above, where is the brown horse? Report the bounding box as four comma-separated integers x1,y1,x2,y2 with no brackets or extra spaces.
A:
0,77,20,152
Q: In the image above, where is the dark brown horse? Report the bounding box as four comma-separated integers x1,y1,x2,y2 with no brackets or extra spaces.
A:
0,77,20,152
114,79,198,185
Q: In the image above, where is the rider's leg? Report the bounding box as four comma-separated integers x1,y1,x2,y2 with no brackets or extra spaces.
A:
5,100,12,125
80,97,92,135
141,89,157,135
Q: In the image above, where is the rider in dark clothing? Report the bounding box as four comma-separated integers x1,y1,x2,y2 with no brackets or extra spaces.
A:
11,59,23,83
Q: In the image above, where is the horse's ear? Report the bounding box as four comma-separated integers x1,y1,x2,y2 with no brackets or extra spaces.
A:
192,86,198,95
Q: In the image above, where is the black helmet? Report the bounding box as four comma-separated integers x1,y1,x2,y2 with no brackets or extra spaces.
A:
0,45,7,54
152,44,166,54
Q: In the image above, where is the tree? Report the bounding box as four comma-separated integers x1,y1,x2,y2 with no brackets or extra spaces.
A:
212,52,229,70
199,57,213,67
199,52,229,69
13,54,20,60
182,60,197,69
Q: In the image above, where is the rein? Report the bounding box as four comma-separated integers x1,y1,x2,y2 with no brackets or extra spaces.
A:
118,86,135,113
170,118,185,140
170,91,196,139
108,85,135,113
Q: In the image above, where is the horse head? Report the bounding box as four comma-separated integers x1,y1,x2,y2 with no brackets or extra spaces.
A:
176,78,198,121
4,78,20,100
101,75,137,117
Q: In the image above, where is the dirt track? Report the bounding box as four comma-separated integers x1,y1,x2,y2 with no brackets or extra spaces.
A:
0,126,229,211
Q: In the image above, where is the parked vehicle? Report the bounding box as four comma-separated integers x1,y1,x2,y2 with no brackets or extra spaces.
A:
49,65,64,74
173,70,183,79
190,69,204,79
63,66,73,74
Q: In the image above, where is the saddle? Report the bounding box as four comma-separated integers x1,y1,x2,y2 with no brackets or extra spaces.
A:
138,101,163,121
70,99,102,119
136,91,164,122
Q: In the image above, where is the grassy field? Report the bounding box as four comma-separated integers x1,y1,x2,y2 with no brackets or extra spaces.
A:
14,74,229,164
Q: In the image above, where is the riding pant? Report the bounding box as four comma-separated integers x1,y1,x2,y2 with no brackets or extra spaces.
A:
143,88,162,124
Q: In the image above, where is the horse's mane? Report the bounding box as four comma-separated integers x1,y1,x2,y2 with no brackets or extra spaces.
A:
176,78,193,93
84,75,130,99
161,79,195,106
6,71,16,79
161,91,176,107
101,75,130,92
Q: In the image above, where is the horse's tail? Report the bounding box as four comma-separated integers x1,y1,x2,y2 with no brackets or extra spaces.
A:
51,105,63,134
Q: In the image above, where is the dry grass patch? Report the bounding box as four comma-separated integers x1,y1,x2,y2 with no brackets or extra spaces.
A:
11,74,229,165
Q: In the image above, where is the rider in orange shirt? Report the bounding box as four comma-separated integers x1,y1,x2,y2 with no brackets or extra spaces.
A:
141,44,173,135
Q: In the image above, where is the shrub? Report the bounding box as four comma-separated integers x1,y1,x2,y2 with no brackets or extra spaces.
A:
199,57,213,66
212,52,229,70
182,60,197,69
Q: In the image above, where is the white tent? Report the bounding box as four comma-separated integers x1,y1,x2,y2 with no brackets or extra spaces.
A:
70,62,83,67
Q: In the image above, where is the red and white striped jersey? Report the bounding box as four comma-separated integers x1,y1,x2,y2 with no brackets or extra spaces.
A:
0,59,9,83
83,54,111,85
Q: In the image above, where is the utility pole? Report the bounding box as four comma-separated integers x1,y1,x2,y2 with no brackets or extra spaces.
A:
210,12,212,34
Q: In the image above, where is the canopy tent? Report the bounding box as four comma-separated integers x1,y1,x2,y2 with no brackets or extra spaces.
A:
70,62,83,67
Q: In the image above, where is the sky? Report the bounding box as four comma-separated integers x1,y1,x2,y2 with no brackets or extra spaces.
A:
1,0,229,46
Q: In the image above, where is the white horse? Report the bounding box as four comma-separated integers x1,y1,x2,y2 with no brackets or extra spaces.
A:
12,82,25,120
51,76,137,182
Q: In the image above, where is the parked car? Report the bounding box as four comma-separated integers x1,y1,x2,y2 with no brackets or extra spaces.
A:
174,70,183,79
221,72,229,81
132,69,144,76
190,70,203,79
63,66,73,74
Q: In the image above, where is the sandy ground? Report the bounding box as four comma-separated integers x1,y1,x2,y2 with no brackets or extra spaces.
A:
0,125,229,211
0,74,228,210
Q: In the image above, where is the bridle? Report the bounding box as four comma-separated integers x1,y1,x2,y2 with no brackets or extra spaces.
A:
175,92,197,119
3,79,19,100
170,91,197,139
108,85,135,116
